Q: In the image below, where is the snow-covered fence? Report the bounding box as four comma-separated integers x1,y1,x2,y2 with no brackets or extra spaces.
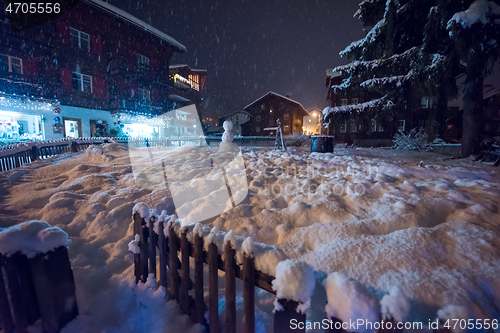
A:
0,222,78,333
130,203,314,333
130,203,458,333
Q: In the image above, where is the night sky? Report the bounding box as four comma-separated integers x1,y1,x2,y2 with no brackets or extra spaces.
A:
107,0,365,119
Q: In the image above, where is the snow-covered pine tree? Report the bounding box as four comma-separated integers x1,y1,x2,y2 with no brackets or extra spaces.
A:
327,0,500,156
447,0,500,156
324,0,452,140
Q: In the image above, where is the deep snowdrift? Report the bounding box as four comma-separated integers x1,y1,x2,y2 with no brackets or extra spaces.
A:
1,143,499,331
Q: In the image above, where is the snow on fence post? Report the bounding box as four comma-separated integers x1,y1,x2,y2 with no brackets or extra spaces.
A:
0,221,78,333
132,203,150,284
180,228,191,315
193,224,205,326
157,218,167,289
208,228,220,333
148,213,156,276
224,231,237,333
132,212,143,283
243,237,255,333
272,259,315,333
168,222,179,301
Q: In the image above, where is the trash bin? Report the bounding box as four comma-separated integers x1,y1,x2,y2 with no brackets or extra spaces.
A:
311,135,334,153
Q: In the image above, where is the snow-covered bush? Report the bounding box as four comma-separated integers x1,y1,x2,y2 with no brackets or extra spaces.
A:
284,134,310,147
393,128,429,151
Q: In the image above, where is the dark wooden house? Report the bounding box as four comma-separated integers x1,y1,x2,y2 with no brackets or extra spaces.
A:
244,92,308,136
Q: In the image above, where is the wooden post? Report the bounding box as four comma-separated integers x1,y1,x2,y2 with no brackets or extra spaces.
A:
11,254,40,325
30,247,78,333
3,256,29,333
225,241,236,333
243,254,255,333
208,242,219,333
133,212,144,283
158,221,167,288
180,230,191,315
0,255,15,333
193,233,205,325
148,215,156,276
31,146,39,161
168,225,179,301
14,153,20,168
273,299,306,333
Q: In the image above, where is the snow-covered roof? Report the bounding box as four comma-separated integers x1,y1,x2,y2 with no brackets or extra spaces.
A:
221,110,250,119
169,64,207,72
84,0,186,53
326,69,341,78
244,92,306,111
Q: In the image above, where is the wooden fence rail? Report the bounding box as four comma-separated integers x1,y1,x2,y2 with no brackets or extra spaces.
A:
0,247,78,333
132,212,453,333
132,212,308,333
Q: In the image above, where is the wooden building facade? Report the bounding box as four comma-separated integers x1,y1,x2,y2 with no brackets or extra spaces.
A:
244,92,308,136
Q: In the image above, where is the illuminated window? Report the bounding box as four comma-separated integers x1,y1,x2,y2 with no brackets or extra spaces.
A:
72,72,92,92
0,54,22,74
341,99,348,106
189,74,200,91
70,28,90,51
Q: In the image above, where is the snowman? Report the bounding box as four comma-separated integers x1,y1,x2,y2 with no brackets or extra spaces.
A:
221,120,234,143
219,120,236,153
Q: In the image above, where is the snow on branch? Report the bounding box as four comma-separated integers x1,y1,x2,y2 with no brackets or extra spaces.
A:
340,18,386,58
360,75,407,89
334,47,419,75
323,96,394,118
448,0,500,29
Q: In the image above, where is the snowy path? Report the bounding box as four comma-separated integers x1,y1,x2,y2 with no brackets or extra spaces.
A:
1,143,499,330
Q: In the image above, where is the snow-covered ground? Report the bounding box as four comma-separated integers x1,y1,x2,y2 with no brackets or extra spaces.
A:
1,143,499,331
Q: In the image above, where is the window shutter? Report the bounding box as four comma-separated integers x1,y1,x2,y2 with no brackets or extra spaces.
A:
60,68,72,90
56,21,70,45
23,58,38,78
93,76,107,97
91,35,103,56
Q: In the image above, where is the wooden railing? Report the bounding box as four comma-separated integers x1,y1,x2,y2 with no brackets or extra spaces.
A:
0,247,78,333
132,209,454,333
131,211,311,333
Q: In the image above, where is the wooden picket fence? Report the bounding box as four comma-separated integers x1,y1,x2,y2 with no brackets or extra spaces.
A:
132,212,313,333
0,247,78,333
133,211,454,333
